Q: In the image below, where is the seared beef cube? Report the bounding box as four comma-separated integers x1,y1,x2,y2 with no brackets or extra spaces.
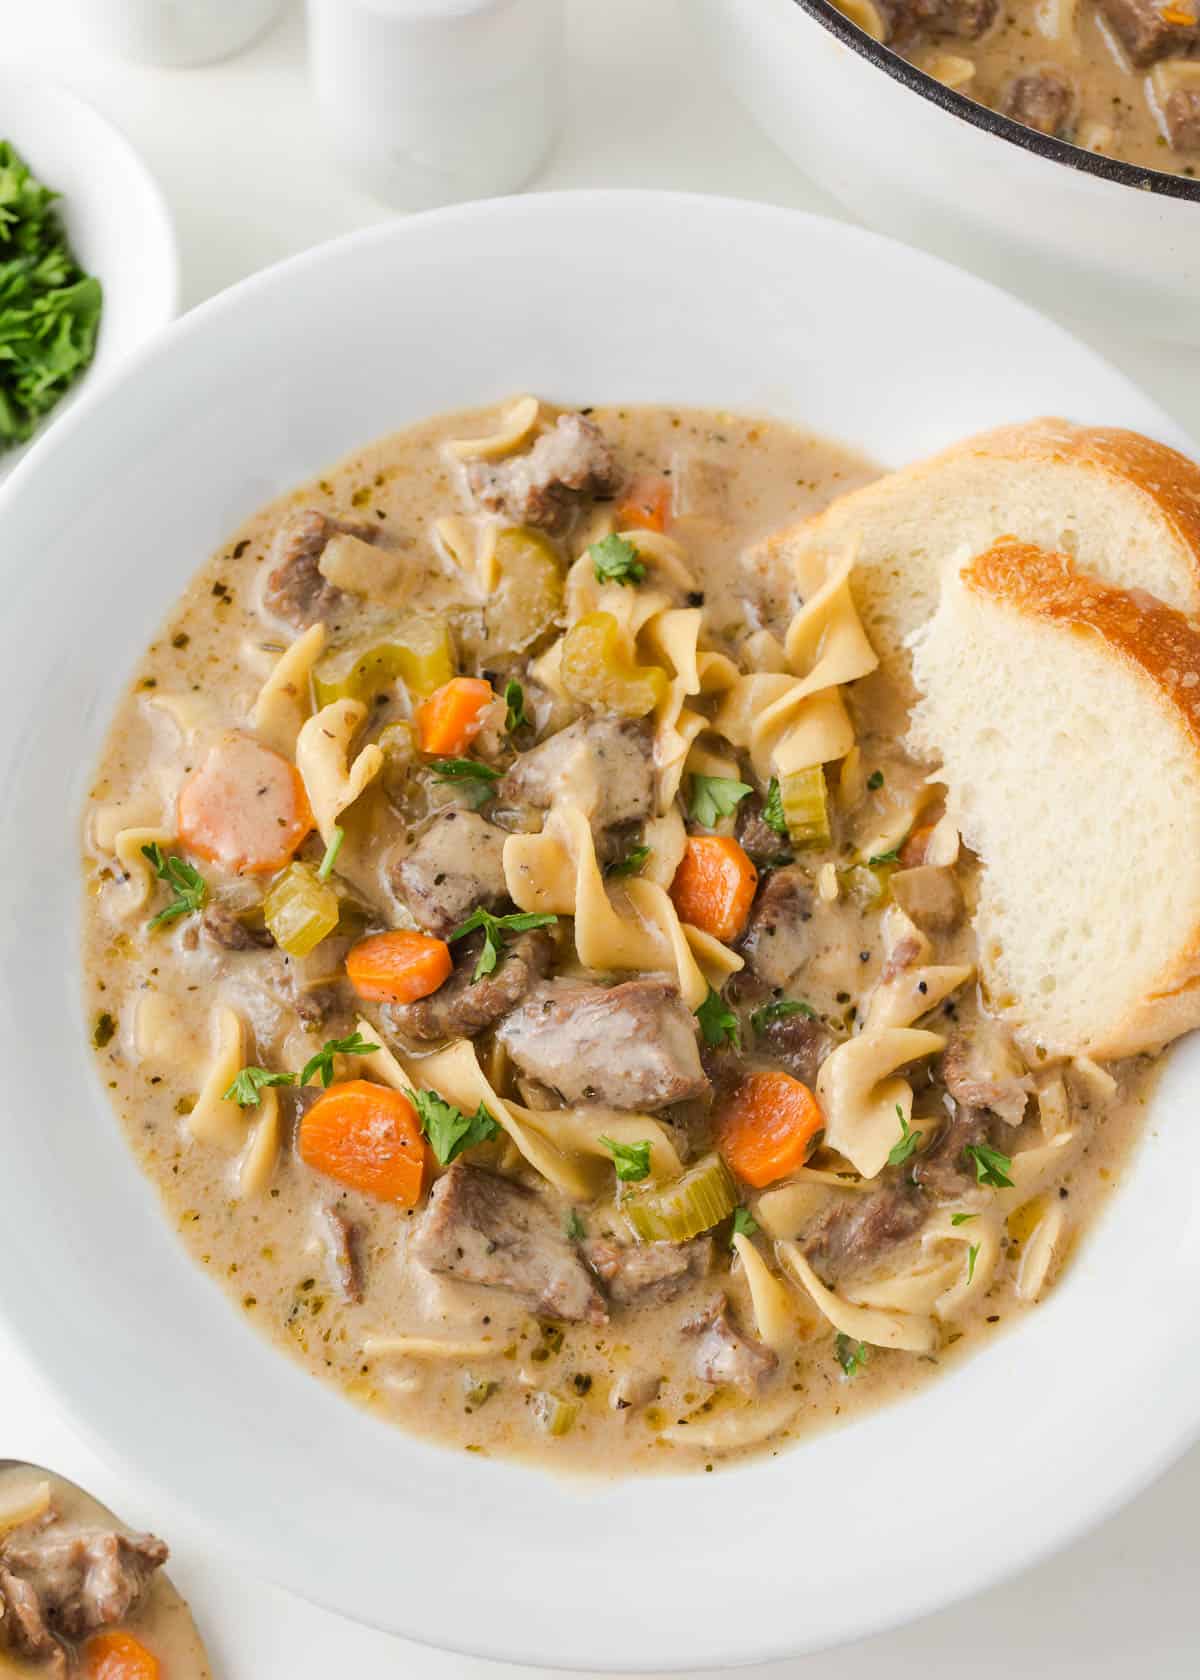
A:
740,867,814,988
889,864,963,936
383,928,553,1042
1097,0,1199,62
753,1009,832,1086
883,0,998,39
202,902,274,951
684,1297,778,1391
0,1522,167,1661
1164,85,1200,150
1002,69,1075,136
411,1161,607,1324
940,1024,1030,1126
468,413,620,533
264,510,382,628
735,794,791,864
911,1106,992,1200
802,1184,927,1284
584,1236,712,1307
324,1206,364,1303
498,717,653,833
391,809,508,937
498,977,708,1110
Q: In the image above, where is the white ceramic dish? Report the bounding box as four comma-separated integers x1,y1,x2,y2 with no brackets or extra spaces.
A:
0,191,1198,1669
695,0,1200,343
0,70,178,473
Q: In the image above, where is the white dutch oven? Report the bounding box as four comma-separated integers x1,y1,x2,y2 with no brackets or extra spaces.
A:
696,0,1200,341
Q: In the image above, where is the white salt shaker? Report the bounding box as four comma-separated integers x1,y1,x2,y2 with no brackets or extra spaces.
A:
60,0,286,66
306,0,564,209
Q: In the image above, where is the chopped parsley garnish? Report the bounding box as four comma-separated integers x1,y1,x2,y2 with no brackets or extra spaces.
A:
224,1066,297,1108
409,1087,499,1165
299,1030,381,1089
449,906,559,981
762,776,789,838
695,984,740,1049
731,1205,758,1244
92,1011,116,1049
867,847,900,867
429,757,502,810
141,843,208,929
966,1243,980,1284
963,1141,1014,1189
950,1212,978,1227
689,774,753,828
565,1208,586,1241
605,842,651,879
316,825,344,882
504,679,528,734
750,997,816,1035
590,532,645,587
835,1332,869,1378
886,1104,921,1167
866,770,884,791
600,1135,652,1183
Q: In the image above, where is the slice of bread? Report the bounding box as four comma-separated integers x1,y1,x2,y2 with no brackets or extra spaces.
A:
777,419,1200,698
909,538,1200,1060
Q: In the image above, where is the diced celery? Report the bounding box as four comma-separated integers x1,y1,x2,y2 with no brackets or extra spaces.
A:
779,766,831,847
621,1152,737,1244
262,862,340,958
484,527,564,652
377,720,417,802
559,611,668,718
531,1391,579,1437
313,620,455,707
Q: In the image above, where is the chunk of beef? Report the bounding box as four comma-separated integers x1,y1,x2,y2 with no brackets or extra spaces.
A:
468,413,620,533
411,1161,607,1324
911,1105,992,1200
264,510,383,628
940,1023,1031,1126
802,1183,928,1284
882,0,998,39
383,927,553,1042
391,809,508,937
1003,69,1075,136
889,865,963,937
735,794,791,864
201,902,274,951
498,717,653,833
324,1206,364,1303
498,977,708,1110
684,1297,778,1391
584,1236,712,1307
291,980,345,1032
753,1009,832,1086
1164,85,1200,150
0,1521,167,1664
739,867,814,988
1097,0,1199,63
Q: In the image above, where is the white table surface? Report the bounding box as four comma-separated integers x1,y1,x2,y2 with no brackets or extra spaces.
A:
5,1,1200,1673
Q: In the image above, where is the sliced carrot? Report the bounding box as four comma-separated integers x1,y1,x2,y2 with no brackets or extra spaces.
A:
298,1078,428,1204
670,835,758,942
899,823,936,868
617,474,671,533
177,732,313,874
717,1072,826,1189
82,1630,162,1680
416,677,493,756
346,929,452,1003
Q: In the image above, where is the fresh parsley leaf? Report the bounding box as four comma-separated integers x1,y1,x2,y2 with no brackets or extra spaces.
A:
750,997,816,1035
867,847,900,867
762,776,789,838
409,1087,499,1165
689,774,753,828
966,1242,980,1284
731,1205,758,1244
695,984,740,1049
886,1104,922,1167
503,679,528,734
605,842,651,879
299,1030,381,1089
590,533,645,587
866,770,884,791
92,1011,116,1049
317,825,344,883
565,1208,586,1241
141,843,208,929
600,1135,652,1182
448,906,559,981
224,1066,297,1108
950,1212,978,1227
835,1332,869,1378
963,1141,1014,1188
429,757,502,810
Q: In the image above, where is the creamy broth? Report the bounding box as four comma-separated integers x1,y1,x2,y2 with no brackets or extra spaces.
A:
83,400,1155,1474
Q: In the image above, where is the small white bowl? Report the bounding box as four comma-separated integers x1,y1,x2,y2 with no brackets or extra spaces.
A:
0,70,178,473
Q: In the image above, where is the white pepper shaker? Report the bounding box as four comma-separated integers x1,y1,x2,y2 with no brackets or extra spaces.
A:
306,0,564,209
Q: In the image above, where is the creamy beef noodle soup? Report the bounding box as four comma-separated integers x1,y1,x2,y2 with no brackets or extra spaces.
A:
0,1466,208,1677
84,399,1152,1472
836,0,1200,175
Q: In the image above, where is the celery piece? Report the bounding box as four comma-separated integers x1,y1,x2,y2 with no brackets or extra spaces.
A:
531,1391,579,1437
779,766,831,847
313,620,454,708
262,862,340,958
621,1153,737,1244
559,611,668,718
484,528,564,652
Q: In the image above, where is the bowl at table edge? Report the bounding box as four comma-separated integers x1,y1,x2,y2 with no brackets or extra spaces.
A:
0,191,1198,1669
695,0,1200,342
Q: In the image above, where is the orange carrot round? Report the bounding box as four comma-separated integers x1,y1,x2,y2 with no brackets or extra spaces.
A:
178,733,313,874
83,1630,162,1680
670,835,758,942
298,1079,428,1204
346,930,452,1003
416,677,493,756
717,1072,825,1189
617,474,671,533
